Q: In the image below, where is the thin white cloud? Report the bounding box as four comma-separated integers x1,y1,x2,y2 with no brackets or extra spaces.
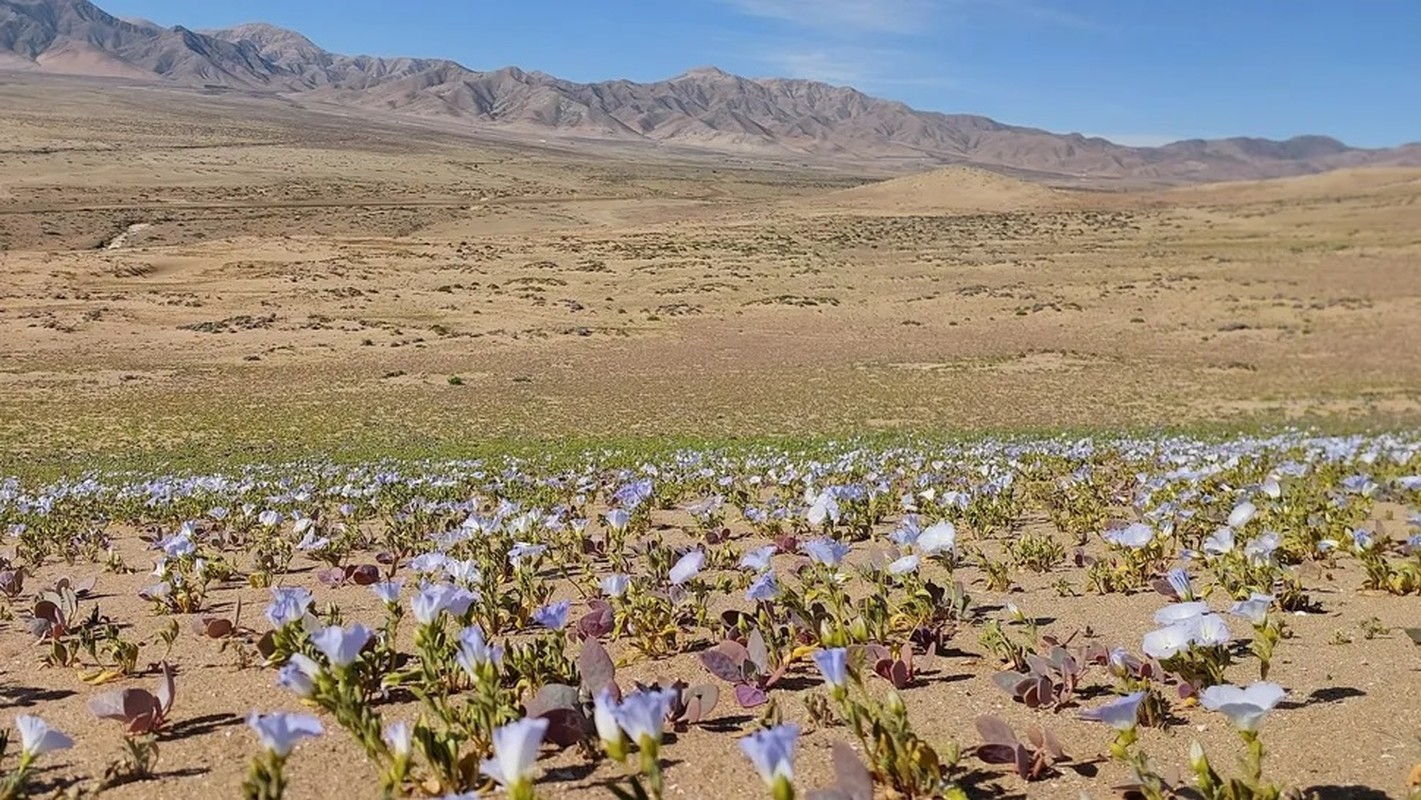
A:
716,0,1092,103
751,43,959,92
719,0,1099,36
762,49,872,84
719,0,938,35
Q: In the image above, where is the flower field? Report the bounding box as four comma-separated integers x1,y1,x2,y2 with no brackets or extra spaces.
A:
2,433,1420,799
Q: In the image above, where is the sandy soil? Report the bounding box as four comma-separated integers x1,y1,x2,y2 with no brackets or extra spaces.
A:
1,500,1419,800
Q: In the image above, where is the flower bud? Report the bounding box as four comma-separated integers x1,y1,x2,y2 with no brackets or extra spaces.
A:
886,689,907,717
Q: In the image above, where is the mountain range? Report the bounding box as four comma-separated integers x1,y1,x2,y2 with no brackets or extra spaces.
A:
2,0,1418,183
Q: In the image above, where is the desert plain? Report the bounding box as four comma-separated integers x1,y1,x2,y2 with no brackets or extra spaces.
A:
3,75,1421,472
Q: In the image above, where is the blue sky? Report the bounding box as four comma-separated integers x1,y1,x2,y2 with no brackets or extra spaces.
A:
99,0,1420,148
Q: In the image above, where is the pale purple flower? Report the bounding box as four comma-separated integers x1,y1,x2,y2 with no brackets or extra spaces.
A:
444,558,482,586
812,647,849,689
890,516,921,547
508,542,547,567
412,582,476,625
1104,523,1154,549
739,544,776,573
741,724,799,787
370,579,403,605
1351,529,1375,552
669,550,705,585
312,623,373,668
807,495,839,527
1203,527,1235,556
296,531,330,551
803,538,850,568
1142,623,1195,660
888,554,920,575
1105,647,1133,678
600,573,630,597
592,688,623,748
383,721,413,758
480,717,548,789
746,571,779,602
266,586,313,628
1080,691,1146,731
1193,614,1231,647
409,552,449,574
1153,602,1210,626
1199,682,1286,731
1244,532,1281,565
1260,476,1282,499
806,490,840,526
277,653,321,697
604,508,631,531
532,600,571,631
1227,501,1257,529
1229,593,1273,626
613,688,675,744
1165,567,1194,601
246,711,322,756
455,625,503,678
159,530,196,559
15,715,73,757
916,520,956,555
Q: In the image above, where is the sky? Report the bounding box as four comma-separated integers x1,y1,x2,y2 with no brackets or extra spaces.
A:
97,0,1421,148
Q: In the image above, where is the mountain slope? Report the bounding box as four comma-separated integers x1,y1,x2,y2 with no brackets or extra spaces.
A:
3,0,1417,183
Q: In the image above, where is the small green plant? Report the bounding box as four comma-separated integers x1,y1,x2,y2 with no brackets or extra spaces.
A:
1361,616,1392,639
1007,530,1066,573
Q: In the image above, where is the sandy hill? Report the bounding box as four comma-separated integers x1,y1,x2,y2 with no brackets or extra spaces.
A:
1162,166,1421,205
812,166,1063,214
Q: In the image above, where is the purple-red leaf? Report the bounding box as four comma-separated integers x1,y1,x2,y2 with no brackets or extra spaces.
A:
733,683,768,708
579,640,617,696
993,670,1031,695
700,649,746,684
887,659,911,689
576,603,614,640
746,629,769,674
976,743,1019,764
539,708,586,748
682,684,719,723
526,684,580,717
1041,728,1067,761
316,567,347,588
348,565,380,585
975,715,1017,746
156,662,175,716
192,617,234,638
88,689,162,734
1013,744,1035,780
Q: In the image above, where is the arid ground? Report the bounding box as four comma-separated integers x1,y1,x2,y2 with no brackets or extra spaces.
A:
4,76,1421,473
